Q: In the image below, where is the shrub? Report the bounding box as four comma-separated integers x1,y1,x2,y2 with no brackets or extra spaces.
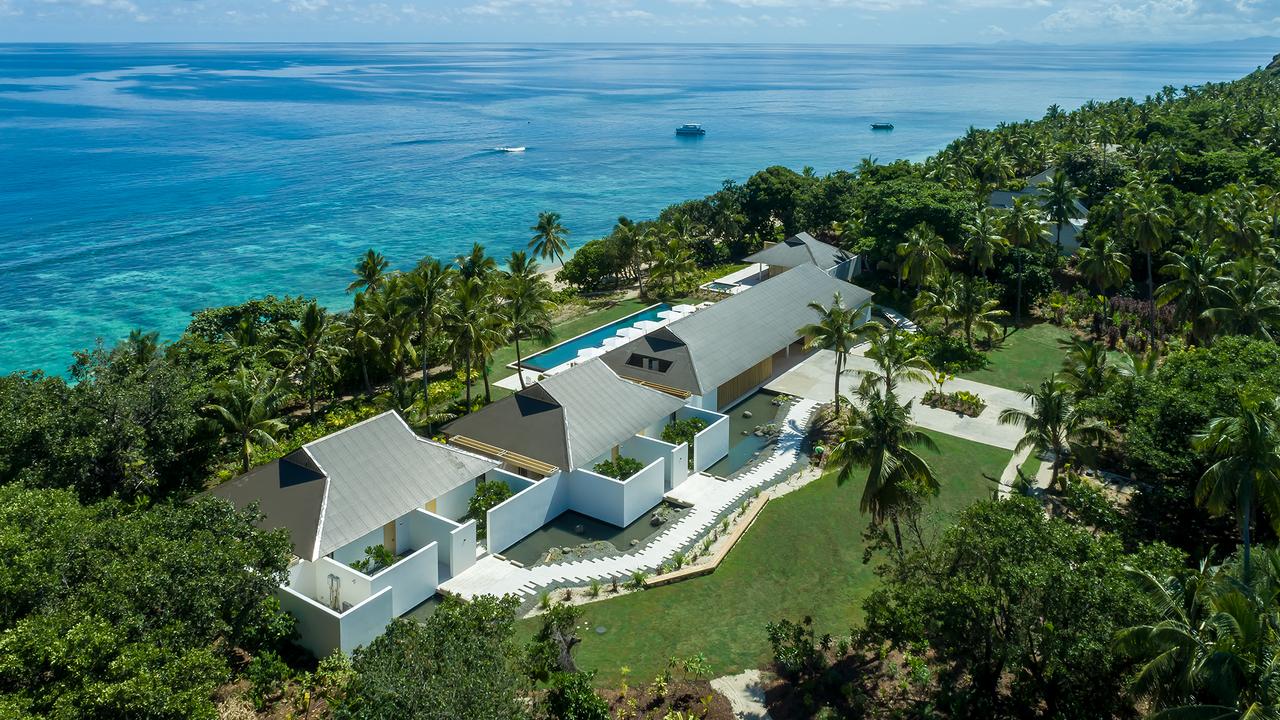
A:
627,571,647,589
543,671,610,720
921,388,987,417
766,616,828,683
246,651,291,711
467,479,514,539
910,333,987,373
349,544,397,574
662,417,709,469
593,455,644,480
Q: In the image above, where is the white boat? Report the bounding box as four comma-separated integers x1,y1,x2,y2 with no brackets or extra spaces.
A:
494,146,526,153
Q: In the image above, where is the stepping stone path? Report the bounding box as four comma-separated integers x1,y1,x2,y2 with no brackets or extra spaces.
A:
440,399,819,601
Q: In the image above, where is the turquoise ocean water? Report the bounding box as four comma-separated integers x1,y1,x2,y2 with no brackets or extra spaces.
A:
0,43,1266,373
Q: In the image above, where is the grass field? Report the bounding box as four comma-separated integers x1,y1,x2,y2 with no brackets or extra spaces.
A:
960,323,1071,392
519,431,1011,686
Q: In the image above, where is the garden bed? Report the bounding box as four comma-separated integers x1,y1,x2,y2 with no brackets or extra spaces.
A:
921,388,986,417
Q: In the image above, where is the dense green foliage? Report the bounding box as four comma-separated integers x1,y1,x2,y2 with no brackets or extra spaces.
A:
335,596,529,720
467,478,515,540
0,485,293,719
592,455,644,480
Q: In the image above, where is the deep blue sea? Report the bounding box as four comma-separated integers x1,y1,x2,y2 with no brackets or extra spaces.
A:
0,43,1267,374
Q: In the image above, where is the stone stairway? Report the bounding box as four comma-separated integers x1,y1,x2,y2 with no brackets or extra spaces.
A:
440,398,818,601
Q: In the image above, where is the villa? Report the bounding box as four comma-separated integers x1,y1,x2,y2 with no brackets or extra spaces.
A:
603,263,874,412
212,264,875,658
209,411,503,657
743,231,861,281
988,167,1089,252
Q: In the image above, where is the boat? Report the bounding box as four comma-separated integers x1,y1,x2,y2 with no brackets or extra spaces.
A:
870,122,894,130
675,123,706,136
494,146,526,153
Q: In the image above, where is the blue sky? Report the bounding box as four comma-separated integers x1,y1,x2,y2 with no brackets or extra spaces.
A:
0,0,1276,44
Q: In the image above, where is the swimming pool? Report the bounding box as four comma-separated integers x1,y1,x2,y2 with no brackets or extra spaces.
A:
516,303,672,372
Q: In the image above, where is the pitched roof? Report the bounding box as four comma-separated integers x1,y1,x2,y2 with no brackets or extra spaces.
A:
441,359,686,470
603,264,874,395
988,166,1089,216
210,411,497,561
743,232,850,271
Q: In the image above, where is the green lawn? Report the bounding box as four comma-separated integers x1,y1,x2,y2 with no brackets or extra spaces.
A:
960,323,1071,392
520,432,1010,686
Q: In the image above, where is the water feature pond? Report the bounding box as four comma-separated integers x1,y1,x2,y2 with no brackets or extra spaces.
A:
704,390,789,478
499,502,686,567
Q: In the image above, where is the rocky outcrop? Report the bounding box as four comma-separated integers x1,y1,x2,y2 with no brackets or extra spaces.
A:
1268,53,1280,72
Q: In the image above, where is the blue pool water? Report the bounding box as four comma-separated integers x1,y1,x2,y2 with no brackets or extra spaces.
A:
518,303,671,372
0,44,1267,373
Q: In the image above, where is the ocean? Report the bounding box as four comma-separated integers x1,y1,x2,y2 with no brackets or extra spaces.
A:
0,43,1266,374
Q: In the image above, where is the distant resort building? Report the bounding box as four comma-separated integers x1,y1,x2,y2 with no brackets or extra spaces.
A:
212,262,876,658
988,167,1090,253
743,231,860,280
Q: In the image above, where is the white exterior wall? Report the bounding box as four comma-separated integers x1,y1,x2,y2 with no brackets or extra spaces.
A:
368,541,438,616
403,508,476,580
278,583,395,658
486,470,570,554
566,468,627,526
331,525,384,565
678,405,730,473
622,433,685,491
433,477,476,521
619,458,665,526
688,388,718,411
669,443,689,490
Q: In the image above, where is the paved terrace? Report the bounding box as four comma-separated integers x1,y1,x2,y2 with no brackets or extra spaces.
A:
439,398,819,600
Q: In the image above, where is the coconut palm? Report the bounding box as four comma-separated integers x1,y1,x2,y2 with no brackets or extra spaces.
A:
1001,196,1049,325
456,242,496,282
826,389,939,553
343,297,383,397
1076,232,1130,300
1038,167,1083,252
403,257,454,397
204,366,288,475
998,374,1107,493
1205,260,1280,341
446,277,506,408
649,238,696,298
1193,392,1280,580
363,277,417,380
1058,337,1114,401
529,211,570,265
503,251,554,389
1156,239,1229,345
896,223,949,293
281,301,345,417
799,292,863,409
961,207,1007,277
1122,177,1175,337
121,328,161,367
348,249,390,295
856,324,933,401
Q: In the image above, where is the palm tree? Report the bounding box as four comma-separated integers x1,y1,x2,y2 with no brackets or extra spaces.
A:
1001,196,1049,325
348,249,390,295
503,251,554,389
916,273,1007,349
1122,177,1175,337
1076,232,1130,302
529,211,570,265
1193,393,1280,580
998,374,1106,493
456,242,496,282
121,328,161,367
1038,168,1082,252
799,292,863,409
281,302,345,417
363,277,417,380
826,390,940,553
961,207,1007,278
1058,337,1114,401
896,223,949,293
1205,260,1280,341
1156,239,1228,345
649,238,696,298
446,277,506,408
403,258,454,398
1115,553,1280,717
856,324,933,400
204,366,288,474
343,297,383,396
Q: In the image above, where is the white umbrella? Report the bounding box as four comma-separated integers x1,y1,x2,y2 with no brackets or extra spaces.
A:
616,327,643,340
634,320,661,332
658,310,682,321
672,304,696,314
601,337,624,349
575,347,605,361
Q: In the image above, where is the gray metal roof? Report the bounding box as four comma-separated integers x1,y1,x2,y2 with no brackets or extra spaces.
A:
604,264,874,395
211,411,497,561
743,232,850,271
988,167,1089,216
442,359,685,470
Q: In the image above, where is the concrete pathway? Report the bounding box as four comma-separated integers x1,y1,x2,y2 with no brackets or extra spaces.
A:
997,445,1036,499
440,399,819,600
710,669,772,720
765,349,1032,451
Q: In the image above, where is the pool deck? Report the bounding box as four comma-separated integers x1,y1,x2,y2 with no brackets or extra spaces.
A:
438,398,819,601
